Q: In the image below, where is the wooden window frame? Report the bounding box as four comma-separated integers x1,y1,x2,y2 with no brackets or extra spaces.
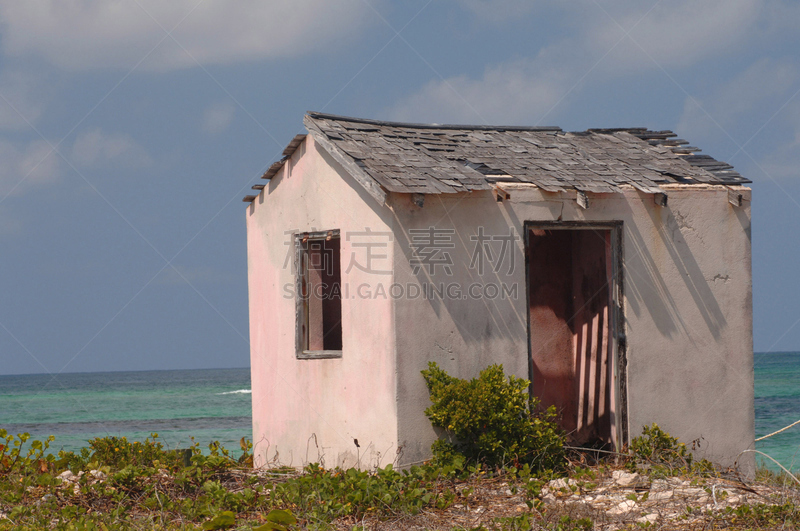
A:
295,230,343,359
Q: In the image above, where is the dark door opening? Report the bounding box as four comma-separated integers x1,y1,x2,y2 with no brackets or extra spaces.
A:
526,225,621,448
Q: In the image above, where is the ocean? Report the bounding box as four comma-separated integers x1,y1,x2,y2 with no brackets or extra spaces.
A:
0,368,251,456
754,351,800,472
0,354,798,471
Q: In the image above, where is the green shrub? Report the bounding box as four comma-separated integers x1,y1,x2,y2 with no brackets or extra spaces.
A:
421,362,565,470
629,423,713,476
629,423,686,461
0,429,56,477
84,433,179,469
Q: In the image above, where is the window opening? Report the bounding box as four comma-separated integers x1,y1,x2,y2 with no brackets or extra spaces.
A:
298,230,342,355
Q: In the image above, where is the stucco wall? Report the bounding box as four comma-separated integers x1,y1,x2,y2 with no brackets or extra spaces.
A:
246,135,398,469
391,184,754,471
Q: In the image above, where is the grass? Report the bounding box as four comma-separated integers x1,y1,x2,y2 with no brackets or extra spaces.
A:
1,428,799,530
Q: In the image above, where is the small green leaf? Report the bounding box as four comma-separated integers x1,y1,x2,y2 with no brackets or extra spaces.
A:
202,510,236,530
265,509,297,525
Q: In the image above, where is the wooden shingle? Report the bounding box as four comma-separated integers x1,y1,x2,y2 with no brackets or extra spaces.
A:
253,112,750,202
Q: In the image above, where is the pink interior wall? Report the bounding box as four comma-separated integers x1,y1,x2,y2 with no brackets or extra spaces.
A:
570,230,612,445
528,230,578,434
528,229,612,445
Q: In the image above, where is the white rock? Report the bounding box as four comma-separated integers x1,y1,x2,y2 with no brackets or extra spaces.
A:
88,469,106,480
58,470,75,481
649,489,673,501
637,514,658,524
612,470,640,487
678,487,706,497
651,479,670,491
608,499,636,515
548,478,578,490
542,493,557,505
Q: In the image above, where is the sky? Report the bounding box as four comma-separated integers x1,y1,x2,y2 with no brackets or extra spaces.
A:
1,0,799,375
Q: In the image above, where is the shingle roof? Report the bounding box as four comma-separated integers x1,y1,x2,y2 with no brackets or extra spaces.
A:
245,112,749,203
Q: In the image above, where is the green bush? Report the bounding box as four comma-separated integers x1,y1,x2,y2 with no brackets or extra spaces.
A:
629,423,713,475
0,429,56,477
421,362,565,470
85,433,179,469
630,423,686,462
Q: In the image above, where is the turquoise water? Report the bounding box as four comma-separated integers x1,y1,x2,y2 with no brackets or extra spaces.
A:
755,351,800,472
0,368,251,455
0,357,798,469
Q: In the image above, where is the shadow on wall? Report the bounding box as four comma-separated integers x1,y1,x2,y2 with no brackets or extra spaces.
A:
392,193,530,349
392,191,729,345
621,194,727,341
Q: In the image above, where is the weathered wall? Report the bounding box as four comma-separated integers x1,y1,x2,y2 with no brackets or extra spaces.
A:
246,135,398,469
391,184,753,471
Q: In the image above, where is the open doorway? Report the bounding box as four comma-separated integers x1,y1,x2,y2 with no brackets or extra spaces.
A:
525,223,625,449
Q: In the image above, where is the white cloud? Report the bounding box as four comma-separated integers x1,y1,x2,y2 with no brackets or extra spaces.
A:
0,139,61,197
715,59,797,120
389,53,578,125
71,128,152,168
202,101,236,135
677,58,799,143
591,0,763,69
0,0,373,71
391,0,789,126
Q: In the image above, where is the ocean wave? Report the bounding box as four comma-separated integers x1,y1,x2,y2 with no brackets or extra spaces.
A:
216,389,252,395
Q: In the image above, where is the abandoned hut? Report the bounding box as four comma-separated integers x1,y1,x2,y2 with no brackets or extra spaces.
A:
244,112,753,471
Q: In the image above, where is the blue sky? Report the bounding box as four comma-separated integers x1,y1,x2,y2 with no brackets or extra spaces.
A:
1,0,799,375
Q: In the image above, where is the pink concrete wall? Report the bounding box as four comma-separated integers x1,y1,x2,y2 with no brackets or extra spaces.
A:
246,135,398,469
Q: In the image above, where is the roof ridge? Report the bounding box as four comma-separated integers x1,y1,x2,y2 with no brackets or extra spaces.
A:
306,111,563,132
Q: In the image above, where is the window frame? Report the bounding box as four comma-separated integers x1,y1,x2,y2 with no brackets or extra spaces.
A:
294,229,343,359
